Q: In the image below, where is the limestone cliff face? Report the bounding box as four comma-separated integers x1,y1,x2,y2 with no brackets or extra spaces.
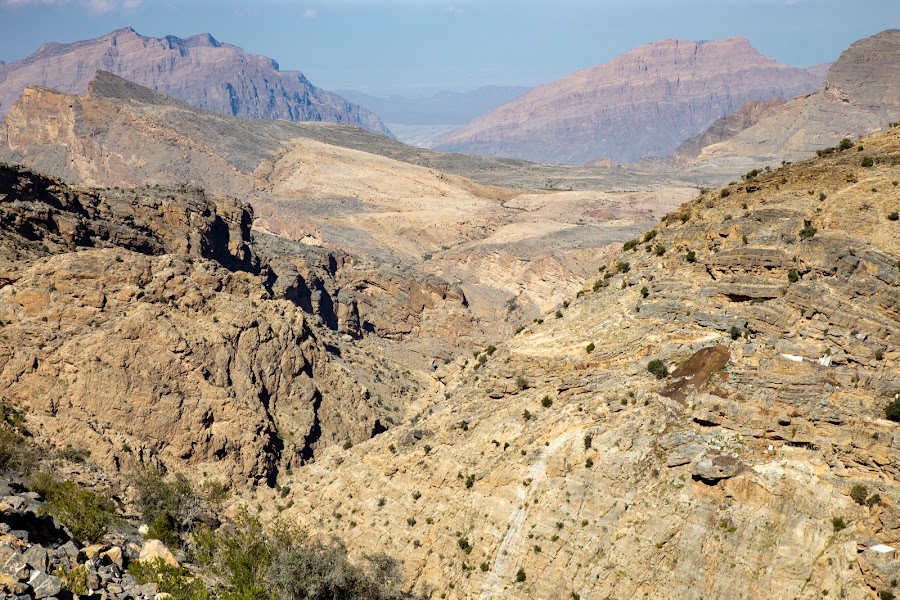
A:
0,27,390,136
0,165,383,485
272,127,900,599
437,37,825,164
699,29,900,162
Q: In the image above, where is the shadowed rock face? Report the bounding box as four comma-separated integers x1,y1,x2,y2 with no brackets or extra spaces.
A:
0,27,391,136
0,165,384,485
437,37,826,164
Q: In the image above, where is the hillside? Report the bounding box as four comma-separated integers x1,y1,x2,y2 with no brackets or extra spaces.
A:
0,27,391,136
696,29,900,162
437,37,825,164
266,126,900,598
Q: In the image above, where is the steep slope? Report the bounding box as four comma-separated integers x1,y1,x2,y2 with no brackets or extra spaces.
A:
437,37,825,164
698,29,900,162
272,126,900,598
0,165,413,486
0,27,390,136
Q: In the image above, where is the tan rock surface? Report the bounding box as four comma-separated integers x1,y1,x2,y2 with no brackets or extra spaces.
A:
265,126,900,599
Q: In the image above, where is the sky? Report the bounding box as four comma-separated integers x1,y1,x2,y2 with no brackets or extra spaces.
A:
0,0,897,96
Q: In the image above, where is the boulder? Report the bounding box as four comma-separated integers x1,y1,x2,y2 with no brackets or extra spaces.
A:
138,539,179,568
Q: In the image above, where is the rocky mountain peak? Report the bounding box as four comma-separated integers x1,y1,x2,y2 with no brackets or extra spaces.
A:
437,36,825,163
0,28,390,136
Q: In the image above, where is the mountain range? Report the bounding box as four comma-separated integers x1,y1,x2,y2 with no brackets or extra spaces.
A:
0,27,391,136
437,37,827,164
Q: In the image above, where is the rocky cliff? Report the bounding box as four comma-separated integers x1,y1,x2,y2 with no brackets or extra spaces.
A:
0,165,397,485
437,37,825,164
268,126,900,598
0,27,391,136
697,29,900,162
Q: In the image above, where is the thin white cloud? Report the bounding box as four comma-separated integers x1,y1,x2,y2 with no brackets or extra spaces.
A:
303,7,317,19
2,0,67,6
448,5,463,14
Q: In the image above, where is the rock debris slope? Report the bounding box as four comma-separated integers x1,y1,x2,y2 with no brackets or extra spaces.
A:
272,127,900,599
437,37,825,164
0,27,390,136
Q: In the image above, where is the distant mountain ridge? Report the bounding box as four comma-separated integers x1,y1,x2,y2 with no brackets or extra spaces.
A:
437,36,827,164
336,86,532,126
0,27,391,136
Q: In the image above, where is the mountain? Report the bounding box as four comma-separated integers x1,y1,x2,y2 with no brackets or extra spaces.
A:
0,27,391,136
671,96,787,164
337,86,532,125
694,29,900,162
437,37,827,164
279,125,900,598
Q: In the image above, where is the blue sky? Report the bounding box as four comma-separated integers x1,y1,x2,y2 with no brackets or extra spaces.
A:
0,0,897,96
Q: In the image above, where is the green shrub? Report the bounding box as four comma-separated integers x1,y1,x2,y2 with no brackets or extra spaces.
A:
831,517,847,532
799,221,817,239
838,138,853,151
879,591,895,600
516,568,526,583
485,345,497,356
30,475,118,543
886,396,900,422
129,559,210,600
720,188,730,198
54,565,90,595
647,360,668,380
585,458,593,468
654,245,665,256
685,250,696,263
57,445,91,463
729,326,741,340
787,269,799,283
850,484,868,505
640,287,649,298
132,468,200,546
555,310,563,319
888,212,899,221
480,562,489,572
523,409,532,421
617,261,630,274
623,239,638,251
0,428,37,475
861,156,875,168
541,396,553,408
585,342,595,354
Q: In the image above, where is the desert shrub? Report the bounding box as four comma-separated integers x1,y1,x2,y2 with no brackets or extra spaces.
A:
191,509,271,600
0,428,37,475
584,432,593,449
640,287,649,298
642,230,657,242
129,559,210,600
617,261,630,274
885,396,900,422
720,188,730,198
30,474,117,543
861,156,875,168
838,138,853,151
480,562,489,572
647,359,668,380
888,212,899,221
523,409,532,421
516,568,526,583
623,239,638,251
654,245,665,256
799,221,817,239
867,493,882,507
132,468,200,546
729,326,741,341
585,342,595,354
879,591,895,600
685,250,696,263
485,345,497,356
57,445,91,463
876,348,885,361
541,396,553,408
850,484,868,505
555,310,563,319
831,517,847,532
787,269,799,283
54,565,90,595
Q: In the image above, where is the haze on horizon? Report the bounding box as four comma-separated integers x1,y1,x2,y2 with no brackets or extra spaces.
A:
0,0,897,96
